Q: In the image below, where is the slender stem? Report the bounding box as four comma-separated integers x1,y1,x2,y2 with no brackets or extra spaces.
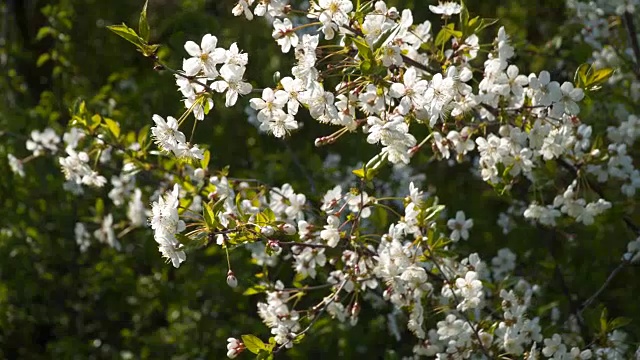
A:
154,58,216,93
281,139,317,195
278,241,333,249
579,260,629,315
622,11,640,81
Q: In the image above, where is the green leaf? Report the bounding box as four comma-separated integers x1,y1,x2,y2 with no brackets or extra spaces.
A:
353,38,373,62
137,124,150,149
107,24,146,50
435,23,459,47
256,350,273,360
89,114,102,131
255,211,271,226
175,233,191,246
475,18,499,33
574,63,614,91
609,316,632,330
138,0,150,42
104,118,121,138
241,334,267,354
372,26,397,51
574,63,590,87
242,286,265,296
587,67,614,89
36,26,55,41
600,307,608,333
467,16,480,30
203,201,216,231
211,196,227,216
360,60,373,74
459,1,470,35
36,53,50,67
292,333,305,344
95,198,104,218
203,96,212,115
200,150,210,169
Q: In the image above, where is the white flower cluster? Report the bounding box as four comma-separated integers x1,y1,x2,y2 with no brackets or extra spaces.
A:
176,34,252,118
151,114,203,159
26,128,60,156
149,184,187,268
232,0,287,21
257,281,301,348
59,148,107,188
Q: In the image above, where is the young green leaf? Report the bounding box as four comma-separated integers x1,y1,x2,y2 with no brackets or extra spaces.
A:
139,0,150,42
200,150,210,169
104,118,121,139
107,24,146,50
241,334,267,354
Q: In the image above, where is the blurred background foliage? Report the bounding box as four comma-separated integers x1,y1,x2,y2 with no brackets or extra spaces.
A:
1,0,638,359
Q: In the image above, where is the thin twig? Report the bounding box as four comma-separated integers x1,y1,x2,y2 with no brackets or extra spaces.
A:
579,260,629,315
277,241,334,249
543,227,588,338
281,139,317,195
555,157,638,315
152,57,216,93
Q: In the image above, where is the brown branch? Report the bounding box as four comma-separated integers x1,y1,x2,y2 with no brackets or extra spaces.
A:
622,11,640,82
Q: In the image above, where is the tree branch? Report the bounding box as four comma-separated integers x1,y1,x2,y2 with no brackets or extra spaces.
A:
622,11,640,82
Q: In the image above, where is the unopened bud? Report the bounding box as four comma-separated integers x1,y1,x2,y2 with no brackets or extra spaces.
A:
226,337,245,359
193,168,205,181
281,223,296,235
351,302,360,317
268,239,282,254
226,270,238,288
273,71,281,83
261,225,275,237
383,287,392,300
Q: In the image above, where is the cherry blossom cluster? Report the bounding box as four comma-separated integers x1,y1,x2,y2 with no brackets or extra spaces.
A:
176,34,252,118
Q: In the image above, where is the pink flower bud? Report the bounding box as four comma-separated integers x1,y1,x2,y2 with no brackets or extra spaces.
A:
226,337,244,358
226,270,238,288
281,223,296,235
268,239,282,254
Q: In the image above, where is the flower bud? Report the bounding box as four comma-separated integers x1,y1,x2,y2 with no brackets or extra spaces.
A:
350,302,360,318
268,239,282,254
193,168,205,181
273,71,281,83
261,225,275,237
226,270,238,288
383,287,392,300
226,337,244,359
281,223,296,235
